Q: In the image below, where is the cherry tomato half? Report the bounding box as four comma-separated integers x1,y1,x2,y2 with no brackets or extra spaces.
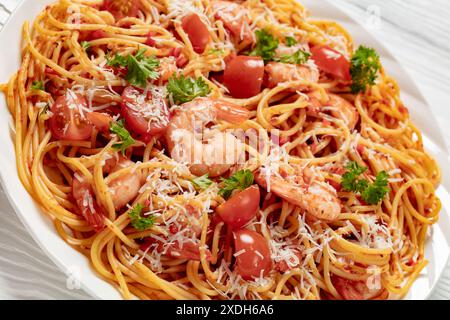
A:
223,56,264,99
181,14,211,54
86,112,112,134
216,185,260,229
102,0,140,20
49,93,93,141
311,45,351,81
233,229,271,280
121,86,171,137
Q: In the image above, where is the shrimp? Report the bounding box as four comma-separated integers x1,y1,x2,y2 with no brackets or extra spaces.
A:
212,0,254,47
72,156,145,232
158,56,178,83
331,275,381,300
264,43,319,88
265,62,319,89
307,91,359,130
165,97,250,177
107,157,145,210
72,174,106,232
255,166,342,221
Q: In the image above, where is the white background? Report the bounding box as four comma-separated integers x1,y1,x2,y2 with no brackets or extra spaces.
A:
0,0,449,299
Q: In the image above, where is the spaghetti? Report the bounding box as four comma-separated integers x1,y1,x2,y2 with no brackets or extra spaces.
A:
0,0,441,300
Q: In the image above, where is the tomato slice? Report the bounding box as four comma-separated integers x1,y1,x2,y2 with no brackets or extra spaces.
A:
102,0,140,20
310,46,351,81
223,56,264,98
121,86,171,136
86,112,112,134
233,229,271,280
181,14,211,54
216,185,260,229
72,175,105,232
49,92,93,141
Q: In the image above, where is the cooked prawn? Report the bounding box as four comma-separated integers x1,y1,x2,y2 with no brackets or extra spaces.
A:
255,166,342,221
331,275,381,300
158,56,178,83
72,156,145,231
307,91,359,130
166,97,250,177
107,157,145,210
212,0,254,47
265,62,319,89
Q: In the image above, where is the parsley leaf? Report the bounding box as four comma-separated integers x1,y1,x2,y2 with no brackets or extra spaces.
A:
285,36,297,47
350,45,381,93
81,41,91,51
361,171,390,205
107,48,160,88
341,161,390,205
248,29,279,63
341,161,368,193
192,174,213,190
106,52,127,67
274,49,311,65
219,170,254,199
31,80,44,91
167,74,211,105
128,203,154,231
208,48,225,55
110,119,136,155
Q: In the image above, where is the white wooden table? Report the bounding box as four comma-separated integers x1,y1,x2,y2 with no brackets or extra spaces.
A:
1,0,450,300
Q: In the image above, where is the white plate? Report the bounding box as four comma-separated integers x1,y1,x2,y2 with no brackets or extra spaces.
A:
1,0,450,300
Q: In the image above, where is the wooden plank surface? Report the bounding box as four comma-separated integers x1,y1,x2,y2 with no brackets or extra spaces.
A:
0,0,449,299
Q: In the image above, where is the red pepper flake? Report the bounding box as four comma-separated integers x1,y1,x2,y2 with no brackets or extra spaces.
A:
356,144,365,155
45,67,57,75
145,33,157,46
326,178,342,192
88,29,106,40
169,224,178,235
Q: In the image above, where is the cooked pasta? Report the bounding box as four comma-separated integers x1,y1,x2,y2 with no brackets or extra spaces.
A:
0,0,441,300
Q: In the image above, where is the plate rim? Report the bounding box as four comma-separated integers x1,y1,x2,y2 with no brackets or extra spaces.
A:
0,0,449,300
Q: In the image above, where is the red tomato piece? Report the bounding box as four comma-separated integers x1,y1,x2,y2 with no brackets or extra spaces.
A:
121,86,171,136
223,56,264,98
216,185,260,229
86,112,112,134
102,0,140,20
233,229,271,280
181,14,211,54
311,45,351,81
88,29,106,40
49,93,93,141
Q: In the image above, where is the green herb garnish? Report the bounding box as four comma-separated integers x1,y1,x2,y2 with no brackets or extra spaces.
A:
274,49,311,65
107,48,160,88
341,161,390,205
219,170,254,199
285,36,297,47
350,46,381,93
248,29,279,63
31,80,44,91
192,174,213,190
361,171,390,205
128,203,154,231
166,74,211,105
81,41,91,51
110,119,136,155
